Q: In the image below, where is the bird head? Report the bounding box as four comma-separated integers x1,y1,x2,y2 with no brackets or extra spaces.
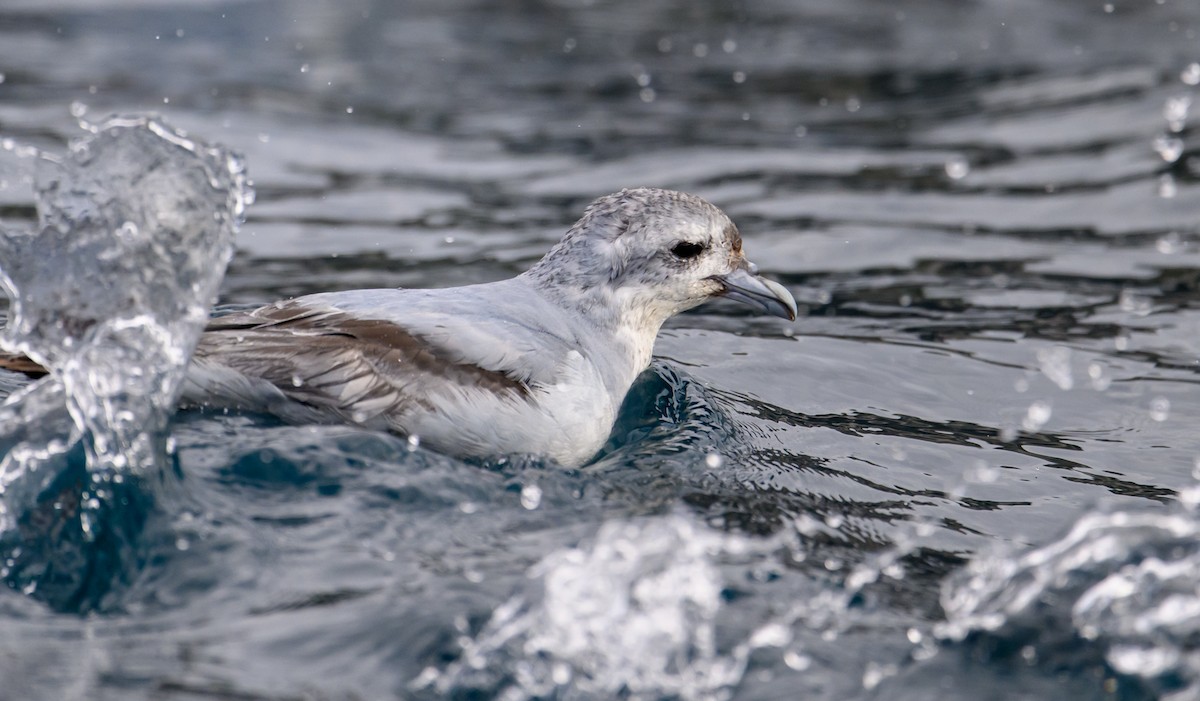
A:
527,188,797,330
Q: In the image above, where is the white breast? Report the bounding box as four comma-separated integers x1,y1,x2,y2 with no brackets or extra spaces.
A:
405,349,619,467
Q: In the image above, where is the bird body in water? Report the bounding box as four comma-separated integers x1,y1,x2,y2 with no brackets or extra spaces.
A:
1,188,796,467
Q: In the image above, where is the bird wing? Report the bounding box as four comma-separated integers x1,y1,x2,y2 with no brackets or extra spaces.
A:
192,299,536,423
294,283,580,386
0,352,47,377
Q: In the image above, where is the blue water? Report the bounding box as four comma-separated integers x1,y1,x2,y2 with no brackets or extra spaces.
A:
1,0,1200,699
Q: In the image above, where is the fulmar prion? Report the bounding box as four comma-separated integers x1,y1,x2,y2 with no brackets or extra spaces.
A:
5,188,797,467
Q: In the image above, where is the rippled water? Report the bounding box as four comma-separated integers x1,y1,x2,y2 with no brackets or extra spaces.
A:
1,0,1199,699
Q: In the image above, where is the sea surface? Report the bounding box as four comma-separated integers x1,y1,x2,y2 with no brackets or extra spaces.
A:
1,1,1199,699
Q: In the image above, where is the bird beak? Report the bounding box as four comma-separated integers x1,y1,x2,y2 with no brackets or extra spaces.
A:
711,261,798,321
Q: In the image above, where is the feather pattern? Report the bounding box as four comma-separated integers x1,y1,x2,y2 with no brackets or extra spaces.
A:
181,277,636,466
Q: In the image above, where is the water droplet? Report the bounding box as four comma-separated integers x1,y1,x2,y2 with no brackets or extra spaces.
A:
1087,361,1112,391
636,72,651,87
175,28,185,38
639,88,656,102
551,662,572,685
0,73,7,85
722,39,737,53
1159,174,1178,199
299,63,310,73
562,37,576,53
345,106,354,114
657,36,672,53
845,96,861,112
407,434,420,450
1153,134,1184,162
1103,3,1115,13
290,374,303,387
783,649,811,671
117,221,139,239
1037,346,1073,390
794,513,822,535
1119,290,1153,316
794,124,808,137
968,463,999,484
175,537,190,551
863,661,898,690
705,451,724,469
1164,95,1192,132
945,158,970,179
693,42,709,57
1157,231,1183,254
732,71,746,84
520,483,543,510
749,622,792,648
1023,401,1052,431
1150,397,1170,422
1182,62,1200,86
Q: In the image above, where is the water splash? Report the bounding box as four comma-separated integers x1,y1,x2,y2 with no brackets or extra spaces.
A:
937,506,1200,699
0,115,249,474
0,114,250,608
421,513,774,701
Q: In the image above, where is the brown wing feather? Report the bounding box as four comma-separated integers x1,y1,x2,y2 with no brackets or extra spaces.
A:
0,352,47,377
195,302,531,420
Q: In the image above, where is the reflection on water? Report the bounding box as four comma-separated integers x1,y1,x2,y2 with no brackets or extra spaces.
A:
0,0,1198,699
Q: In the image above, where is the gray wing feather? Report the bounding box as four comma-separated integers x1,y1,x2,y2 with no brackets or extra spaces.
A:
193,301,530,422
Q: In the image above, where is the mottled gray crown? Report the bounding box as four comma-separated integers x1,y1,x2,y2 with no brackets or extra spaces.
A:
571,187,723,240
526,187,733,288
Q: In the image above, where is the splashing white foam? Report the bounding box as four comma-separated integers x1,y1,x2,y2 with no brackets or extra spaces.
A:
0,114,250,527
938,507,1200,698
422,513,785,701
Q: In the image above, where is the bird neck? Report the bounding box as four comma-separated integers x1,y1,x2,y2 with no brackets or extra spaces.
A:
520,270,665,378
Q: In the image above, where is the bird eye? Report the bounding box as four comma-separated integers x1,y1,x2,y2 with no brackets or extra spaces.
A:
670,241,706,259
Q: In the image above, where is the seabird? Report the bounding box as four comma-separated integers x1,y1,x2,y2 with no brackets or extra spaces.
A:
2,188,796,467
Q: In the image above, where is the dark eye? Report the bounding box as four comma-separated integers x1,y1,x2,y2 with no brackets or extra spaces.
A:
670,241,706,259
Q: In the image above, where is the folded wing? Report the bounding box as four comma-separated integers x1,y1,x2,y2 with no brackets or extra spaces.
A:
189,301,533,424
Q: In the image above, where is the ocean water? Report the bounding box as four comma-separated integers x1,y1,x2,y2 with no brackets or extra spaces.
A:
1,1,1199,699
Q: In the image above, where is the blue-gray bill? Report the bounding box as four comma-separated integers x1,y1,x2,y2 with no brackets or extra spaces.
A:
713,267,798,321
